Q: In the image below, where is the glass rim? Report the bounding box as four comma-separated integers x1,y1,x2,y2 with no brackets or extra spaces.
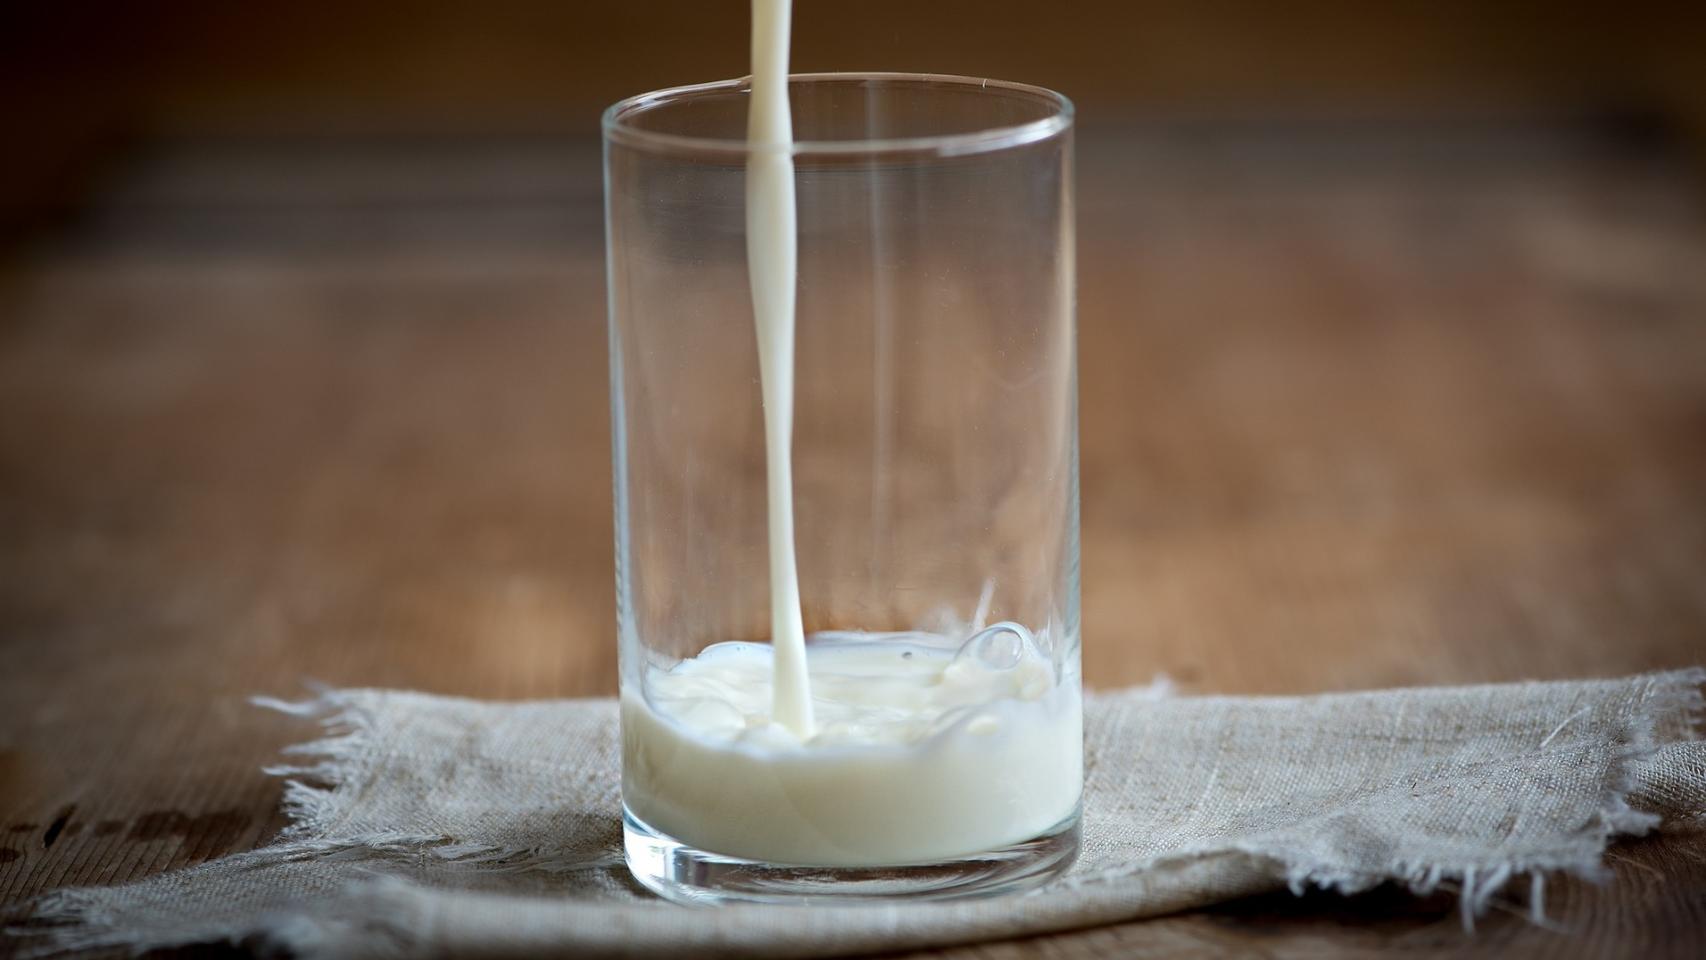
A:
602,72,1074,158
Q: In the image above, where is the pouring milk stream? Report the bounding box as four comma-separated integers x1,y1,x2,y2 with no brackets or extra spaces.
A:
745,0,813,738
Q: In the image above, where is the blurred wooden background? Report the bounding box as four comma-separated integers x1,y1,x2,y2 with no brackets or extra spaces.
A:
3,2,1705,957
6,0,1706,237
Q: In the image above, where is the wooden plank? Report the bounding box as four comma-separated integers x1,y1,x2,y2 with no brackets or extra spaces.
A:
2,125,1703,955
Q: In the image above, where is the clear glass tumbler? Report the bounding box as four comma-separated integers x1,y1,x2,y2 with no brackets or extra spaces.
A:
604,73,1079,903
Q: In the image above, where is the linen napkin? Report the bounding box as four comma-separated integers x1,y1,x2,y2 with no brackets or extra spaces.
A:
16,670,1705,959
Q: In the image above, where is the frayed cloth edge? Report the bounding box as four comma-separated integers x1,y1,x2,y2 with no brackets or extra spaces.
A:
14,669,1704,957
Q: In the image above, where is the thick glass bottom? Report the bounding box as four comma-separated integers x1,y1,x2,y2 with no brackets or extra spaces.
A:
622,805,1081,905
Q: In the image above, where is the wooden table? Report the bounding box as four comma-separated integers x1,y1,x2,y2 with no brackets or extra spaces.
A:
2,121,1703,957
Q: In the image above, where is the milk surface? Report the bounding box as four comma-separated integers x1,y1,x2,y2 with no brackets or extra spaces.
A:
623,630,1083,865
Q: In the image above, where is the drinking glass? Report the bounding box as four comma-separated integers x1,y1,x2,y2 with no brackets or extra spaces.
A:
604,73,1079,903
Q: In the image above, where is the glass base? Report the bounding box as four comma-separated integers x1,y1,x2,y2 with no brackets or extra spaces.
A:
622,805,1081,905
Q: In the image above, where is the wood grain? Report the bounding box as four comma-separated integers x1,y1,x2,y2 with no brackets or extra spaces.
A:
2,122,1704,956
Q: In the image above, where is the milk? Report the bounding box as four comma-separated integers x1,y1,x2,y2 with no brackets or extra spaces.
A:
620,0,1083,866
746,0,812,737
622,629,1083,865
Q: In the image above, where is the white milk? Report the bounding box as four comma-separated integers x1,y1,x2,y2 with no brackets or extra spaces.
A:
620,0,1083,866
746,0,812,737
622,629,1083,865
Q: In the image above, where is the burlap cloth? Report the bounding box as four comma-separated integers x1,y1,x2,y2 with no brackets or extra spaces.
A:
15,670,1705,958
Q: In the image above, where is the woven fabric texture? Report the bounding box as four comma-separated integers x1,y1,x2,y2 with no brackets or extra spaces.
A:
18,670,1704,959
